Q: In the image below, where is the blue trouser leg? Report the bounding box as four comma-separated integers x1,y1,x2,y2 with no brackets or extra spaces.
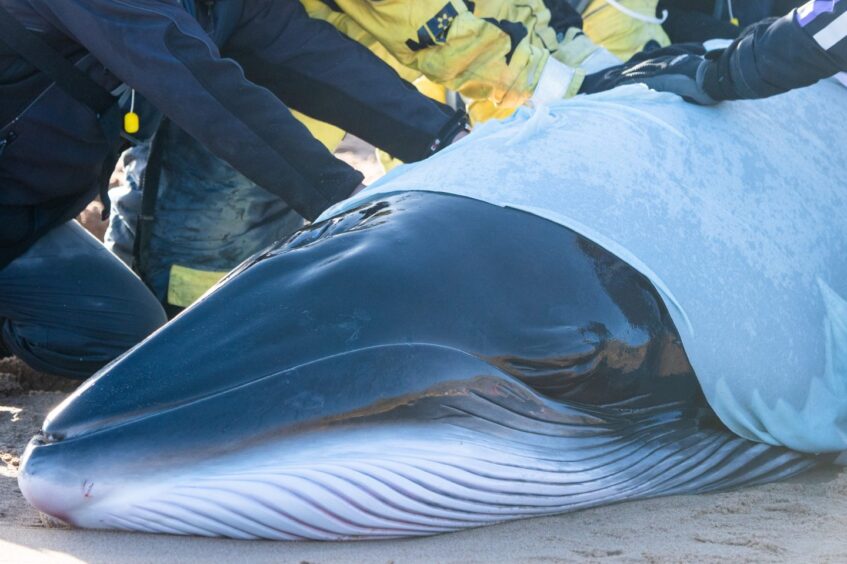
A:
0,221,167,379
106,126,305,306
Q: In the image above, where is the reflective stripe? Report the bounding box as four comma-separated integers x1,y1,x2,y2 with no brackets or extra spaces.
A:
167,264,229,307
814,9,847,49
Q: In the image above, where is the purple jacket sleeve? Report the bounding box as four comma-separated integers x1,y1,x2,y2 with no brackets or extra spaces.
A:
30,0,362,221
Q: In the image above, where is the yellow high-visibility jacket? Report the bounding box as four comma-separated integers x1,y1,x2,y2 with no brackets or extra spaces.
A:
580,0,670,60
296,0,669,131
300,0,587,122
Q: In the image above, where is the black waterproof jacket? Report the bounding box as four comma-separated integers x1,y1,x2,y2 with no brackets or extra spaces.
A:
0,0,458,268
703,1,847,100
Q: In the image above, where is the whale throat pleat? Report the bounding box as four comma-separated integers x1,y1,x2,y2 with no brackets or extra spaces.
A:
77,379,815,540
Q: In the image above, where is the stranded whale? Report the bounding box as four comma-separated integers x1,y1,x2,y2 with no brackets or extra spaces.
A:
18,82,847,540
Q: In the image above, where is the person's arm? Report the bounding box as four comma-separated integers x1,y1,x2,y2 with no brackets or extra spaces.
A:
313,0,585,110
580,2,847,104
223,0,464,163
700,3,847,100
29,0,363,221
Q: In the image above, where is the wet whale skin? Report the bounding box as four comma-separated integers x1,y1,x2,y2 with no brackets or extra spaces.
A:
18,193,820,540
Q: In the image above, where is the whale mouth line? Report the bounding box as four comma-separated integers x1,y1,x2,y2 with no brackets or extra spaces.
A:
43,342,511,444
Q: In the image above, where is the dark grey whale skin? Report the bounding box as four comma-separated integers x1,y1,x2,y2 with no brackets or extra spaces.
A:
19,192,824,539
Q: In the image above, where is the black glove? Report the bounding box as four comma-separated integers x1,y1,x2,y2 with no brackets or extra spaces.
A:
579,44,719,106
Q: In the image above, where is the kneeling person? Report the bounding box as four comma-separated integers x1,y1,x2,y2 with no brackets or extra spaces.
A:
108,0,622,314
0,0,466,378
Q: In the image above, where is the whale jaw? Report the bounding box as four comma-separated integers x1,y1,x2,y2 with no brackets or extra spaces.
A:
19,345,815,540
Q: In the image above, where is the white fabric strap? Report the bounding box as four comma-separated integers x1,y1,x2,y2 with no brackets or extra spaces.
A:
529,58,575,106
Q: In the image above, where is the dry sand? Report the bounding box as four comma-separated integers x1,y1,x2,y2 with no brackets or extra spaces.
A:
2,139,846,562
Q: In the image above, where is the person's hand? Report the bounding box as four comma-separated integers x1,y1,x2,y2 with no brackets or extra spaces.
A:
579,44,718,106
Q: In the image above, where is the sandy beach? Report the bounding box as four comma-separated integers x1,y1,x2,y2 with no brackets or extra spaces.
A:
2,139,846,563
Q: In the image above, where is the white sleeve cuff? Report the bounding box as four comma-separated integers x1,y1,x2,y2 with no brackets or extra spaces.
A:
580,48,621,74
529,57,576,107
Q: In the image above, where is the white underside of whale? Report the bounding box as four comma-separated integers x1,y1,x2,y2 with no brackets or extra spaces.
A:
20,377,810,539
323,82,847,454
